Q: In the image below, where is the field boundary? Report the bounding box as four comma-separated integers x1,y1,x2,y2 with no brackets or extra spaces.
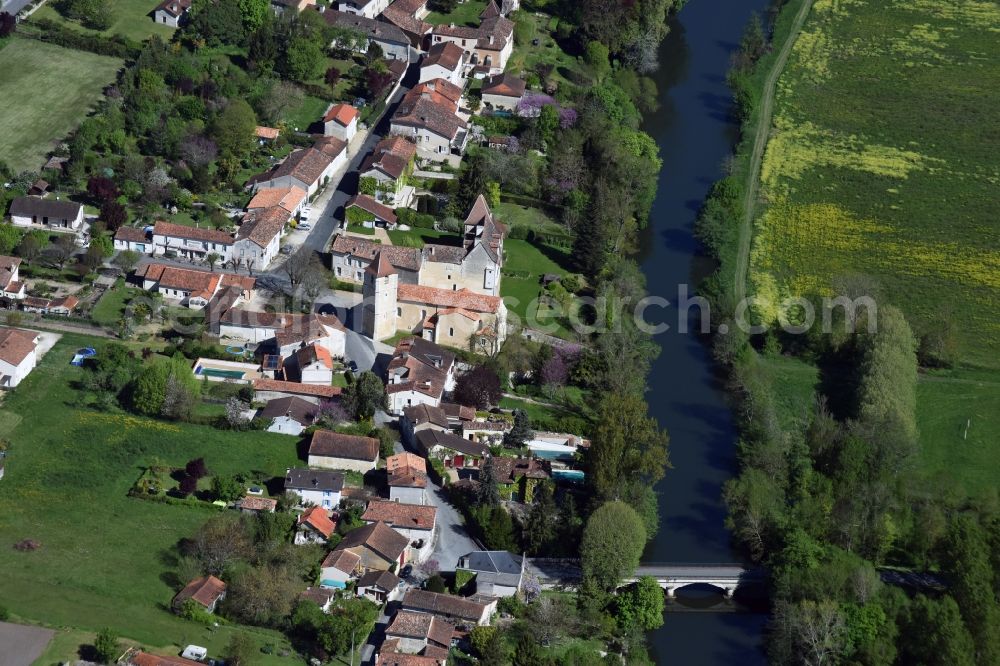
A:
732,0,815,303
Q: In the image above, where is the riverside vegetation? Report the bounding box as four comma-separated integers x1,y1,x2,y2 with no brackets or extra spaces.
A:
698,1,1000,664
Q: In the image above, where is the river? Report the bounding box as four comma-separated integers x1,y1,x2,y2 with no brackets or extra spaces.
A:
640,0,772,662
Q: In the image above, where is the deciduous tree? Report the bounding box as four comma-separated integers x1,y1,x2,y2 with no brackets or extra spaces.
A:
580,500,646,594
343,371,387,420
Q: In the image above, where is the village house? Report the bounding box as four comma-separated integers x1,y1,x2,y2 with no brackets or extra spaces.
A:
239,495,278,513
151,221,234,263
346,194,398,230
380,0,431,49
442,402,476,427
481,72,526,111
492,456,550,502
457,550,525,597
21,295,79,316
0,256,26,301
295,506,338,545
235,205,287,269
332,521,410,573
382,337,455,414
123,650,203,666
386,452,429,504
338,0,390,19
299,586,336,612
247,186,307,218
356,568,404,604
172,575,227,614
330,236,421,285
8,196,84,231
252,378,342,404
321,549,362,589
0,327,38,388
362,499,437,562
259,396,318,435
290,343,335,385
152,0,191,26
308,430,379,473
429,1,514,75
416,429,489,472
113,226,153,254
358,136,417,208
399,403,450,449
419,41,467,87
249,145,342,198
400,589,496,627
285,467,345,508
461,419,510,446
384,610,455,657
323,103,359,142
256,126,281,142
217,309,346,358
322,10,413,61
389,79,468,163
135,264,255,309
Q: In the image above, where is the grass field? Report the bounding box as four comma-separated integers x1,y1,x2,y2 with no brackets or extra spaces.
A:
501,238,577,338
30,0,175,42
494,202,568,239
425,0,487,27
90,285,142,326
915,370,1000,494
503,12,580,90
0,39,122,173
0,334,305,663
757,354,819,434
748,0,1000,368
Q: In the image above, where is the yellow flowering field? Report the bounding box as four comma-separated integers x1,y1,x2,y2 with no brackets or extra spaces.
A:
750,0,1000,367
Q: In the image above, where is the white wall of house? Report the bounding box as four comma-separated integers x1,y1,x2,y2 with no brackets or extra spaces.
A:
0,351,36,388
388,389,440,416
153,9,182,26
234,233,280,272
324,117,358,142
11,208,84,231
340,0,390,19
299,362,334,386
290,487,342,509
389,123,455,161
113,239,153,254
153,233,233,262
219,323,280,344
308,454,377,474
419,64,463,87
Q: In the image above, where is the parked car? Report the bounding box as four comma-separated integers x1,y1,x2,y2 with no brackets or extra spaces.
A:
297,223,311,231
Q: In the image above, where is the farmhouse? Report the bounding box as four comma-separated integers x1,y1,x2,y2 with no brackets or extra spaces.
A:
218,309,346,358
323,103,359,142
285,467,344,508
399,403,449,449
386,451,428,504
308,430,379,473
330,235,421,285
321,549,362,589
290,343,335,385
252,378,342,404
415,429,489,470
456,550,524,597
9,196,84,231
235,205,287,269
239,496,278,513
0,327,38,388
152,0,191,27
296,506,338,545
346,193,398,229
172,575,227,613
249,146,342,197
135,264,254,309
385,610,455,656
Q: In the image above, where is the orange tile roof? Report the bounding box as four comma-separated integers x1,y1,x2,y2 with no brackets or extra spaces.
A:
0,327,37,366
172,575,226,609
363,499,436,530
129,651,204,666
247,186,307,214
153,220,233,245
240,495,277,511
253,378,343,398
256,126,280,140
296,343,334,369
299,506,337,538
386,452,426,473
397,285,502,314
324,103,358,126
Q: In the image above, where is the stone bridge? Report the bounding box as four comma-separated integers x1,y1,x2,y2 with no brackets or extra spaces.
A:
526,559,765,597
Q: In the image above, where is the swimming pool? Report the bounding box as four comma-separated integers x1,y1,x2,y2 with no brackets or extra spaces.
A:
552,469,585,483
197,367,247,379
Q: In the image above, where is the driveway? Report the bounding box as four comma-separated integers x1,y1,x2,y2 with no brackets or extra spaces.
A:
425,481,479,570
0,622,55,666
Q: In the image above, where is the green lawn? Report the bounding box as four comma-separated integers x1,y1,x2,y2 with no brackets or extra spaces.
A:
284,95,329,132
916,371,1000,495
756,354,819,435
749,0,1000,368
494,202,567,239
501,238,577,338
505,12,581,90
90,285,142,326
386,227,455,248
425,0,487,26
30,0,176,42
0,334,303,661
0,38,122,173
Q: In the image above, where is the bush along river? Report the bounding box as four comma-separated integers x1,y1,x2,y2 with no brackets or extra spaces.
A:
641,0,771,662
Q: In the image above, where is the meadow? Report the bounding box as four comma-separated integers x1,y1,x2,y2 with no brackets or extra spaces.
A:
0,39,122,174
29,0,176,42
748,0,1000,368
0,333,306,663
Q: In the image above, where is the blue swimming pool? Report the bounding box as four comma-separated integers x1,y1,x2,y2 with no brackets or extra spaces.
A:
552,469,585,483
